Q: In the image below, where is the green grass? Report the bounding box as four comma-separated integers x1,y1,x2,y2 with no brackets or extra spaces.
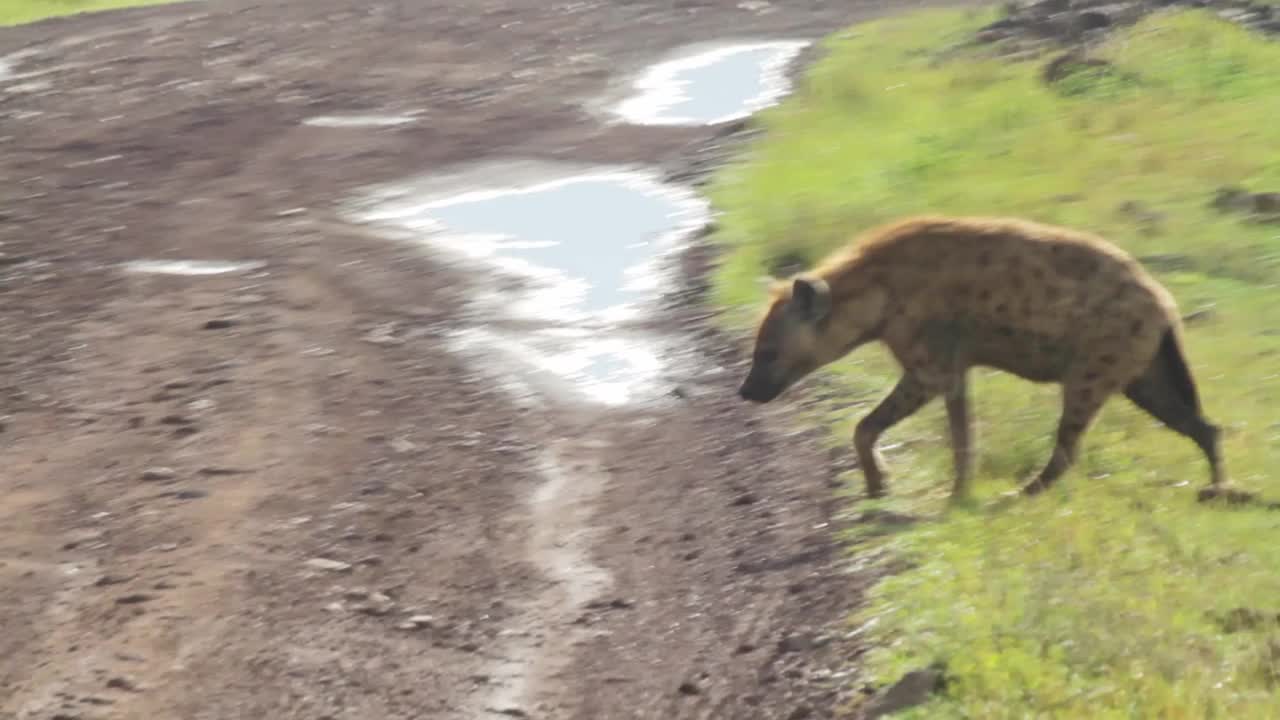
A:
0,0,176,25
705,6,1280,718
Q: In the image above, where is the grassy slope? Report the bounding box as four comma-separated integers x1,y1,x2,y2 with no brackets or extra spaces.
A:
0,0,174,25
706,6,1280,718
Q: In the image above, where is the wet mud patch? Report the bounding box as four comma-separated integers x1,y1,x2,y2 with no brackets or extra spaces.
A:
120,259,267,276
603,39,810,126
302,114,418,128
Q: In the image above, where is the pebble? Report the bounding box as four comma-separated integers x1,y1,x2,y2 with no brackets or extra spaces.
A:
356,592,395,616
396,615,435,630
94,574,134,587
304,558,353,573
140,467,177,482
105,676,139,692
677,679,702,696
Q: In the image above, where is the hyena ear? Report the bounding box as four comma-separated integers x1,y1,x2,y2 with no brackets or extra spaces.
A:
790,275,831,323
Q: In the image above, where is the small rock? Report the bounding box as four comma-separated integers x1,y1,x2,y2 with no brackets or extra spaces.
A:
778,632,816,653
115,593,155,605
198,466,250,476
202,318,238,330
303,558,352,573
94,574,134,587
677,679,702,696
356,592,396,616
173,489,208,501
1211,185,1257,213
389,437,417,454
864,666,946,719
105,676,139,692
492,708,528,718
396,615,436,631
140,467,177,482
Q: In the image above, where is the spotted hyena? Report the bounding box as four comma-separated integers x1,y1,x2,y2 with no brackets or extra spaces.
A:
737,215,1230,502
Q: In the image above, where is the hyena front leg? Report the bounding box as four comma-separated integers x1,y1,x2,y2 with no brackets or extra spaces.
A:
944,370,973,501
1021,377,1113,496
855,373,936,498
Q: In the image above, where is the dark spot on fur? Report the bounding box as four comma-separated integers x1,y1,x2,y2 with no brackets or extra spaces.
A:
978,251,992,266
1099,354,1117,365
1083,371,1099,382
1130,319,1143,336
1031,267,1046,281
978,289,991,301
995,303,1009,314
997,325,1013,337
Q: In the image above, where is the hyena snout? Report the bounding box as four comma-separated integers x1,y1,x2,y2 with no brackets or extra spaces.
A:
737,369,782,404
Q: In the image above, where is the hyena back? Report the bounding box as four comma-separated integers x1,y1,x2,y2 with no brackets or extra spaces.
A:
736,215,1228,502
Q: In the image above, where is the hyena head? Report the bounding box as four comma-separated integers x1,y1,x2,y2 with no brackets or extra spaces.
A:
738,274,885,404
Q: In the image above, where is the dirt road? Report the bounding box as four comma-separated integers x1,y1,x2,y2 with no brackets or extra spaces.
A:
0,1,962,717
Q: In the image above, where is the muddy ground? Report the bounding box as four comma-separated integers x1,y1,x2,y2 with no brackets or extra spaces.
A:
0,0,977,718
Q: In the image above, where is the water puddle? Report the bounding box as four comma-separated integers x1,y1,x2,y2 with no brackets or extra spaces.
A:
450,326,667,407
0,50,35,83
610,40,809,125
350,160,707,405
302,114,417,128
121,260,266,276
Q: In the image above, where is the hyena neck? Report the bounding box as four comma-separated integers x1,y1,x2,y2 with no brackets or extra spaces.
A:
825,265,889,356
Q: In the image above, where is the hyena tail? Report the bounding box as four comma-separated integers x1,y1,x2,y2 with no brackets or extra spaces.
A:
1157,327,1202,415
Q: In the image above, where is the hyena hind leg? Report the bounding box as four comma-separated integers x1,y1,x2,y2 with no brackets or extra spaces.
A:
1021,379,1109,496
1123,359,1225,489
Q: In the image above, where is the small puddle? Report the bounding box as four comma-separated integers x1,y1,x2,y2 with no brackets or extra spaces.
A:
351,160,707,405
610,40,809,125
482,441,613,716
301,114,417,128
120,260,266,276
